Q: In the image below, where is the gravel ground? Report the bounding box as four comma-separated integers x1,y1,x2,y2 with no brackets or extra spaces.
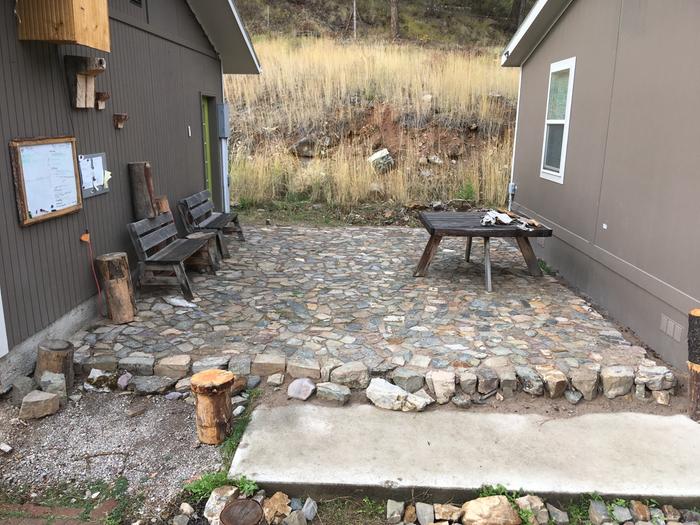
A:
0,392,221,520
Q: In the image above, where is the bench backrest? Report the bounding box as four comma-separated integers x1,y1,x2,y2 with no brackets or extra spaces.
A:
127,211,179,261
178,190,214,231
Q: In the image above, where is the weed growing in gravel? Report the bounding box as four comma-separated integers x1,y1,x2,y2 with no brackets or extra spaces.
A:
184,471,231,503
231,475,259,497
359,497,385,518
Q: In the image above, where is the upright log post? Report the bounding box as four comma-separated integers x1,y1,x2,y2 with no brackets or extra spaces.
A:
34,340,74,389
191,369,236,445
96,252,136,324
689,309,700,420
154,196,170,215
128,161,156,220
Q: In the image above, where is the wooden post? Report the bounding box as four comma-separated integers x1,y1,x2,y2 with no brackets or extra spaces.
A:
191,369,236,445
689,309,700,420
128,162,156,220
34,340,74,389
96,252,136,324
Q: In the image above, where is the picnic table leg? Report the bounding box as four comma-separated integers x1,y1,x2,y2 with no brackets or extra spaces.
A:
215,230,231,259
413,234,442,277
231,216,245,241
465,236,472,262
483,237,492,292
174,262,195,301
516,237,543,277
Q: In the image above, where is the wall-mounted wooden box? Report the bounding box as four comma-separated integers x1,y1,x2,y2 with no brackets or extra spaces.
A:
16,0,111,52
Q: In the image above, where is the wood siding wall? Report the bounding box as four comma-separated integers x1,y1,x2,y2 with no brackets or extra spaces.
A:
0,0,223,349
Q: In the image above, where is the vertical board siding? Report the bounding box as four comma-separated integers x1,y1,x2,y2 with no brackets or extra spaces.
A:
0,0,223,348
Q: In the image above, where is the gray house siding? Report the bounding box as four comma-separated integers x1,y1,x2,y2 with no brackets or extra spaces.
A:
511,0,700,368
0,1,223,363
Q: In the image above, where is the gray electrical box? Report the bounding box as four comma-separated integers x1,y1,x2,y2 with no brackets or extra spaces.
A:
217,103,230,139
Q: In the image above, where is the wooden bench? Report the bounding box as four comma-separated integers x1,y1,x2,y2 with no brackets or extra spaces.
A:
127,212,216,300
178,190,245,259
414,211,553,292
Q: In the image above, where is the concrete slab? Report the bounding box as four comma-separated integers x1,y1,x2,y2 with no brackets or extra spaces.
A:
230,404,700,503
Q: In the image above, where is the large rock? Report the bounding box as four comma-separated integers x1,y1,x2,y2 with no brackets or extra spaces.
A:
630,501,650,522
537,367,568,398
119,355,155,375
192,356,230,373
228,356,251,376
390,367,424,393
476,368,499,394
302,498,318,521
425,370,455,404
19,390,60,419
546,504,569,525
11,376,37,407
365,378,430,412
287,357,321,379
252,354,286,376
330,361,370,389
38,371,67,407
283,510,307,525
387,499,405,524
263,492,292,524
496,368,517,397
85,368,117,390
154,355,191,379
635,365,676,391
82,355,118,373
204,486,239,525
601,365,634,398
287,378,316,401
434,503,462,521
458,370,478,394
570,367,599,400
516,366,543,396
415,502,435,525
129,375,176,395
461,496,522,525
316,382,351,405
320,358,343,382
515,495,548,525
589,500,612,525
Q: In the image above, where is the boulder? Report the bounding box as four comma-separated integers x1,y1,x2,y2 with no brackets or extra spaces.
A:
461,496,522,525
228,356,251,376
458,370,478,394
263,492,292,524
283,510,307,525
320,358,343,382
154,355,191,379
516,366,543,396
330,361,370,389
425,370,456,404
252,353,287,376
119,355,155,376
434,503,462,521
19,390,60,419
601,365,634,399
129,375,176,395
267,373,285,387
38,371,67,406
635,365,675,391
365,378,429,412
570,367,599,400
630,501,650,522
387,499,405,524
537,367,568,398
612,505,633,523
476,368,499,394
497,368,517,397
404,504,417,524
11,376,37,408
204,486,239,525
589,500,612,525
302,498,318,521
287,357,321,379
515,495,549,525
546,504,569,525
390,367,424,393
287,378,316,401
192,356,230,373
117,371,133,390
416,502,435,525
316,382,351,405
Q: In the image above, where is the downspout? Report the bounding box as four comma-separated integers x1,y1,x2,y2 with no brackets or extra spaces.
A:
508,67,523,211
220,62,231,213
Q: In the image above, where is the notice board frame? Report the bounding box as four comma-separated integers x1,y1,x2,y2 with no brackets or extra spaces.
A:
9,136,83,227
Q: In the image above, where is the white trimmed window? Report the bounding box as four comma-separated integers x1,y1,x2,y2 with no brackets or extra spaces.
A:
540,57,576,183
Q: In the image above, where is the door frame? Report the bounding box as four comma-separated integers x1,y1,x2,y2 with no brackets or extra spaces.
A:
199,92,224,210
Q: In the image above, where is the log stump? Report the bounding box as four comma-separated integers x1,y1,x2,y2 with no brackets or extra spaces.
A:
191,369,236,444
154,196,170,215
221,499,264,525
96,252,136,324
689,308,700,420
128,161,156,220
34,340,74,389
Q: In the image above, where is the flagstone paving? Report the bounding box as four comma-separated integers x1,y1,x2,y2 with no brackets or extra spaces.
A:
73,226,658,379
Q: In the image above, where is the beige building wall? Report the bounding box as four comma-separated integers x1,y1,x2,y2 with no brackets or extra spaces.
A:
511,0,700,368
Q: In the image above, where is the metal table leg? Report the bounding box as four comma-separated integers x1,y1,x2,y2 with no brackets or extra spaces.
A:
483,237,492,292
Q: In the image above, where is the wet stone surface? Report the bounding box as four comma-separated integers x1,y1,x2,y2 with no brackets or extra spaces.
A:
74,226,655,387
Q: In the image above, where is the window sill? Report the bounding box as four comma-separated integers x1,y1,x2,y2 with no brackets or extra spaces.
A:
540,170,564,184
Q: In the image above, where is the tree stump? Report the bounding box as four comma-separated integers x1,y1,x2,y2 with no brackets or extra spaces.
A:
191,369,236,444
96,252,136,324
154,196,170,215
221,499,264,525
689,309,700,420
128,161,156,220
34,340,74,389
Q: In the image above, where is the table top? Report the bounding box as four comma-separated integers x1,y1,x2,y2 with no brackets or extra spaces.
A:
418,211,553,238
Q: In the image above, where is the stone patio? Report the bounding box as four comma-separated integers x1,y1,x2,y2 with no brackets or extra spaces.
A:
72,226,666,386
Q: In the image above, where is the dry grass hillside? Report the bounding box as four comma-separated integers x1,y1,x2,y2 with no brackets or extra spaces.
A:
225,37,519,211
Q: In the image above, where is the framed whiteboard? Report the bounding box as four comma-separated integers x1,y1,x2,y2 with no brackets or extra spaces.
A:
9,137,83,226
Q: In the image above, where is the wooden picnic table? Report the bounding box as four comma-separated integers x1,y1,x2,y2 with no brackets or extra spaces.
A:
414,211,553,292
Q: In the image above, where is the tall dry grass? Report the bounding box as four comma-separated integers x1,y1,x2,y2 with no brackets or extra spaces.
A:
225,37,518,208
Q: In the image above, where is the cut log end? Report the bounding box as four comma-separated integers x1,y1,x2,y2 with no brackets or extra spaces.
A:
191,369,235,394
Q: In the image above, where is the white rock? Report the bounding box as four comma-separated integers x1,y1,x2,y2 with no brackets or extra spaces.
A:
204,486,239,525
425,370,456,404
366,378,429,412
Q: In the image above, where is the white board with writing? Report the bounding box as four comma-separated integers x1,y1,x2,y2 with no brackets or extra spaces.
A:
10,137,83,226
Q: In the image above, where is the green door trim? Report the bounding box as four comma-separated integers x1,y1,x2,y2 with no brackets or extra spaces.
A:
201,96,213,193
